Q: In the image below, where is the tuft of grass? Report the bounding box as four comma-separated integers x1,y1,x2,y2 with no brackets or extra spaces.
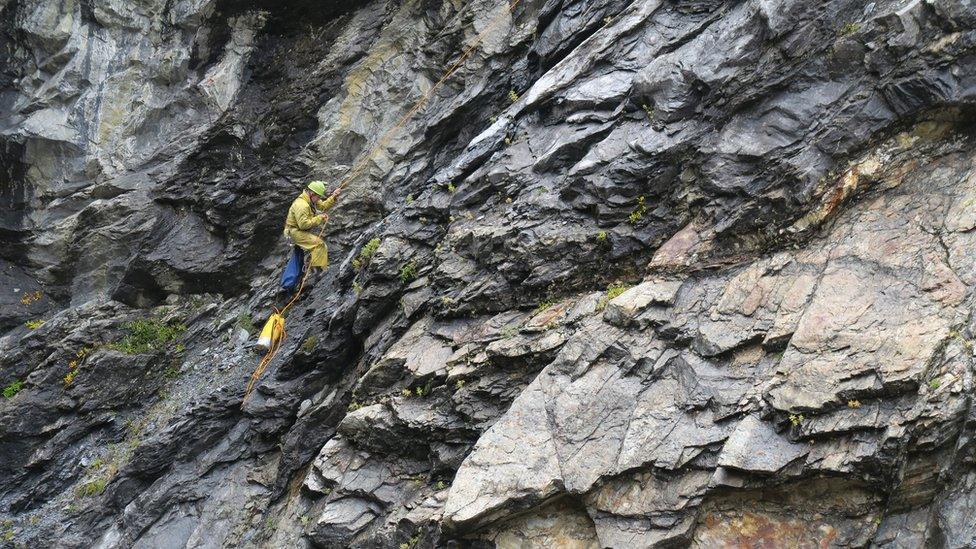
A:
2,380,24,399
352,281,363,295
25,319,45,330
508,89,519,103
352,238,381,270
446,182,456,194
929,378,941,390
162,365,181,379
301,335,318,353
789,413,804,427
598,282,631,310
399,261,418,284
596,231,608,243
534,299,555,315
347,401,363,412
628,196,647,225
455,379,466,390
847,399,861,408
108,318,186,354
74,478,107,498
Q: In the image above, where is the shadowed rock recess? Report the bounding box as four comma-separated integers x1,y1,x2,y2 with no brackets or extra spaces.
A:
1,0,975,546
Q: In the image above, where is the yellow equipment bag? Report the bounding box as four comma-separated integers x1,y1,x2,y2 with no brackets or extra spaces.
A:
256,313,284,352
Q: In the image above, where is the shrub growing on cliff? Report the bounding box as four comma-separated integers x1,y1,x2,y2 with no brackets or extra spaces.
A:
352,238,381,270
108,318,186,354
2,380,23,398
399,260,417,284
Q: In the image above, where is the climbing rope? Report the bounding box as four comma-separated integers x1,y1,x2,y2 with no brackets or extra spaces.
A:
242,0,524,406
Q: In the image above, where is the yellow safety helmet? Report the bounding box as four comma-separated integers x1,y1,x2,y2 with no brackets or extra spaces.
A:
307,180,328,197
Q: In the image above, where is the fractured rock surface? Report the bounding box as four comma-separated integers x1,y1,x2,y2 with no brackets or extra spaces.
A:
1,0,976,547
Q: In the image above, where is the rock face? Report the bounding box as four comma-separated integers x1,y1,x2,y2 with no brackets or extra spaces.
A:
1,0,975,547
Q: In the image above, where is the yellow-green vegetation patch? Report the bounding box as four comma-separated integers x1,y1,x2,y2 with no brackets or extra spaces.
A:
352,238,381,270
108,317,186,354
25,319,45,330
399,260,417,284
74,477,107,498
628,196,647,225
598,282,632,310
2,380,23,398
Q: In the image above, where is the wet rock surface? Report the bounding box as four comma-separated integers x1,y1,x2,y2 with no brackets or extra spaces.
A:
1,0,976,547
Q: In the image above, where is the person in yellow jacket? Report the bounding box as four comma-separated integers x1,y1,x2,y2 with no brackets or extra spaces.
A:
284,181,340,272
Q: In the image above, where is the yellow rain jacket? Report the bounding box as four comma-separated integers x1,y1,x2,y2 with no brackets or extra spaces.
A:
284,192,336,268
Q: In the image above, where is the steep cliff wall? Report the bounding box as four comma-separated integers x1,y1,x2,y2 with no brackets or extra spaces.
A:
1,0,975,547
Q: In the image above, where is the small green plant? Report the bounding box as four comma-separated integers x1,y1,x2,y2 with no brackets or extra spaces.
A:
400,534,421,549
436,480,446,490
399,261,418,284
929,378,941,390
500,324,518,339
641,103,654,120
504,136,513,146
264,517,275,533
603,15,612,25
301,335,318,353
25,319,45,330
74,478,107,498
789,414,804,427
406,194,414,205
2,380,23,399
415,386,428,397
534,299,555,315
847,399,861,408
508,89,519,102
1,520,12,542
352,282,363,295
838,21,860,36
162,365,181,379
628,196,647,225
237,313,256,334
352,238,381,270
596,231,608,243
348,401,362,412
401,388,413,398
108,318,186,354
446,182,456,193
455,379,466,390
598,282,631,310
300,514,311,526
605,282,629,301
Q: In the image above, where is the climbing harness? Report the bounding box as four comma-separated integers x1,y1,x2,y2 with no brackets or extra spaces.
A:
242,0,524,406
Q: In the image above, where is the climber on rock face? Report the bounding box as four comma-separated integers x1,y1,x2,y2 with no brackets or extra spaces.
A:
283,181,340,275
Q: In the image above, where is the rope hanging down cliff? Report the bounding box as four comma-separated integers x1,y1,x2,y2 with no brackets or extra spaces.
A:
243,0,525,405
